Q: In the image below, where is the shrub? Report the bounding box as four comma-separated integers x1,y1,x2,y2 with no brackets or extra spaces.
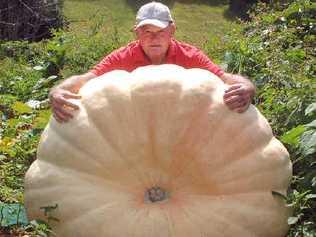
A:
217,0,316,235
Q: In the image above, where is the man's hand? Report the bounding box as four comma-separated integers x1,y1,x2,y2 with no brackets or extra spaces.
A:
220,73,255,113
49,88,81,123
223,83,253,113
48,72,97,123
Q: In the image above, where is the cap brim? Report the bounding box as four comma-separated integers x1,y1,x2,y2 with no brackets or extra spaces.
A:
135,19,170,29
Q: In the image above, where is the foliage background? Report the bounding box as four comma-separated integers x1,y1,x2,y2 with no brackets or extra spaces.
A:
222,1,316,236
0,0,315,236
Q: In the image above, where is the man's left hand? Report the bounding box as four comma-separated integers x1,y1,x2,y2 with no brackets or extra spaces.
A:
223,83,253,113
220,73,255,113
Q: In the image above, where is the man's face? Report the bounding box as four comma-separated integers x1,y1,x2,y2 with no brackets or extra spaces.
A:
135,24,175,63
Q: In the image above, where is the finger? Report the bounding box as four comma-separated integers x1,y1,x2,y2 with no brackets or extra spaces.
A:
64,91,82,99
62,99,80,110
52,104,74,121
224,84,242,93
50,97,62,109
224,95,244,105
53,96,80,110
224,87,246,98
54,106,74,119
53,110,69,123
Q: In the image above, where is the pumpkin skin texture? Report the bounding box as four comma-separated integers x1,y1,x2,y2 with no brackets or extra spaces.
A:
25,64,292,237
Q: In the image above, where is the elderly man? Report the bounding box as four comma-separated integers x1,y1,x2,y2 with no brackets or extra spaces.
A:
49,2,255,123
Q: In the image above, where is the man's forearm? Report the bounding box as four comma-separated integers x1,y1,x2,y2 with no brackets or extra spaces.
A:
53,72,97,93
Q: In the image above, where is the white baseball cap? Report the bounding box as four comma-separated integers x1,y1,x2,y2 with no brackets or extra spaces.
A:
135,1,174,29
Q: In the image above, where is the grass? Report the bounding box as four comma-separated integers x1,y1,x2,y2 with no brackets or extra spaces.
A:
173,2,236,47
64,0,134,42
64,0,240,56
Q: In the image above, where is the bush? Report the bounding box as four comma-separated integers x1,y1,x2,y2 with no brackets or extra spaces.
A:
217,0,316,235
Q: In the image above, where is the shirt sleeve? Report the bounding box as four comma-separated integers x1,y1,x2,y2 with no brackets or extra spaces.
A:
191,50,224,77
89,52,121,76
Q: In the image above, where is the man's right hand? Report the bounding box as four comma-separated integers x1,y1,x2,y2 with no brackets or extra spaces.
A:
49,88,82,123
48,72,97,123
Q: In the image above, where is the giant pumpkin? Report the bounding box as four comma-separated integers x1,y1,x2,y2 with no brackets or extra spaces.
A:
25,64,292,237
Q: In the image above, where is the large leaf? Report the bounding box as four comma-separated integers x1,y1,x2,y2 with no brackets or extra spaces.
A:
12,101,33,115
305,120,316,129
281,125,305,146
300,129,316,156
305,103,316,116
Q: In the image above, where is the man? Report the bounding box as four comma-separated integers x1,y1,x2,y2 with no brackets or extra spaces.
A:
49,1,255,123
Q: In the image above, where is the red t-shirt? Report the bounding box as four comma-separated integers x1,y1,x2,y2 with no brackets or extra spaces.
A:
89,39,224,77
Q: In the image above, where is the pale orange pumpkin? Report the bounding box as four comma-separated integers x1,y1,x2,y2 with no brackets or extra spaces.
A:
25,64,292,237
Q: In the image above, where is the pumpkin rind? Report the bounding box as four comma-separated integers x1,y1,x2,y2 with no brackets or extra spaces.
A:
25,64,292,237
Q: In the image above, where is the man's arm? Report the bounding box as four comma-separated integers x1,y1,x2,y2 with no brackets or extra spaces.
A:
50,47,128,123
189,49,255,113
220,72,256,113
49,72,97,123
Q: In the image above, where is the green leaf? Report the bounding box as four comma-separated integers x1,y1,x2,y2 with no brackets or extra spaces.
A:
305,120,316,129
288,216,299,225
33,110,51,129
0,94,16,107
0,203,29,227
7,118,20,128
12,101,33,115
281,125,305,146
272,190,287,200
0,140,17,157
286,49,305,62
33,65,44,71
300,129,316,156
47,75,58,81
305,103,316,116
305,194,316,199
